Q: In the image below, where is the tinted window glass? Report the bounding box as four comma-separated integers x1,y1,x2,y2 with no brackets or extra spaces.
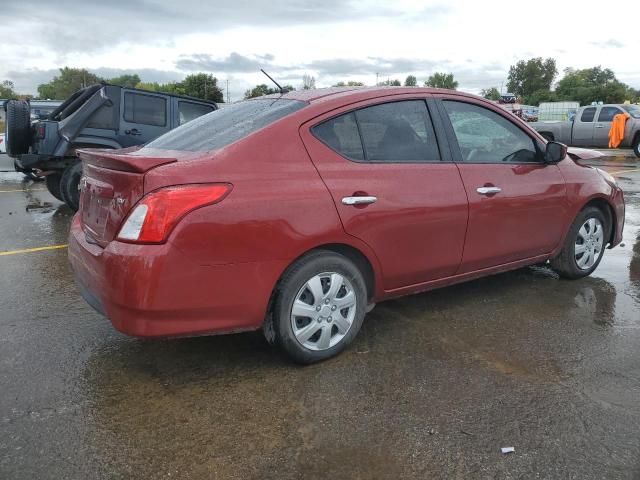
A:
597,106,623,122
179,101,214,125
124,92,166,126
146,98,306,152
581,107,596,122
87,104,115,129
622,105,640,119
312,112,364,160
443,101,538,163
355,101,440,161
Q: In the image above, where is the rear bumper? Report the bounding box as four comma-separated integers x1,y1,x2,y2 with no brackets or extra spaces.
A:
68,215,284,338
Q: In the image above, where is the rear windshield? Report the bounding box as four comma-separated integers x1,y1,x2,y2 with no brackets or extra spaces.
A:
145,98,307,152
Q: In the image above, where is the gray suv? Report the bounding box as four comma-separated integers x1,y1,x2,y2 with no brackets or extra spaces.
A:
4,84,217,210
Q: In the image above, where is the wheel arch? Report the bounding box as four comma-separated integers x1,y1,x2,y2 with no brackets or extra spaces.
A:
581,197,617,246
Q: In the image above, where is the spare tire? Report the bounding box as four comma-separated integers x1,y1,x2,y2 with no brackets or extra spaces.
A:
5,100,32,156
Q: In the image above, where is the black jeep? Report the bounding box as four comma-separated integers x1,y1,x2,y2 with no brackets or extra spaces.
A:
4,84,217,210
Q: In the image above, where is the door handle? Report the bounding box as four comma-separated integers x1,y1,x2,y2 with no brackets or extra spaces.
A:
125,128,142,136
595,124,605,129
342,196,377,205
476,186,502,195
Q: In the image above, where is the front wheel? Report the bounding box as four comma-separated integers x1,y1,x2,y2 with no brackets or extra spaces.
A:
273,250,367,363
550,206,610,279
633,135,640,158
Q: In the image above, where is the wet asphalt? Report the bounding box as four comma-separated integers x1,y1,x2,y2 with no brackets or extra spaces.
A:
0,152,639,479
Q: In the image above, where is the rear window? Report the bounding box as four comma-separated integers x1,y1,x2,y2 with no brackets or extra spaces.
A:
581,107,596,122
147,98,306,152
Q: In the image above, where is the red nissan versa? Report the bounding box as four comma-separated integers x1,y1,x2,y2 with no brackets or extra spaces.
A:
68,87,625,363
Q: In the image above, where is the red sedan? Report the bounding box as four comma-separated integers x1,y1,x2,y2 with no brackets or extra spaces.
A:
68,87,625,363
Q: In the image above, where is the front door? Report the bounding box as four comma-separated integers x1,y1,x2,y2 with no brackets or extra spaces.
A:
117,90,171,147
301,97,469,290
436,97,568,273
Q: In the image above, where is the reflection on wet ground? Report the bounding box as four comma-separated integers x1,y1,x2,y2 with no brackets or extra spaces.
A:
0,153,639,479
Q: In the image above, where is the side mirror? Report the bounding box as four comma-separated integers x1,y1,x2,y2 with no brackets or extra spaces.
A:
545,141,567,163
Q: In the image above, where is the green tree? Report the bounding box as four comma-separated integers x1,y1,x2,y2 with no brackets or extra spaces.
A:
180,73,224,102
555,66,628,105
37,67,102,99
404,75,417,87
108,74,141,88
480,87,501,101
244,83,295,99
390,79,401,86
0,80,18,99
506,57,557,104
425,72,458,90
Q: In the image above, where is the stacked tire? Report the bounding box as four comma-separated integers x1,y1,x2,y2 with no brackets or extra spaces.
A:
4,100,31,157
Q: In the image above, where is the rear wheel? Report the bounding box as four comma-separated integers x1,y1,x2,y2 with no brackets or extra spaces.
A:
60,162,83,211
45,173,64,201
550,206,609,279
633,134,640,158
273,250,367,363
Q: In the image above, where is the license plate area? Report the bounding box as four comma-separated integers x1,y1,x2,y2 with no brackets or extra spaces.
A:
81,176,114,239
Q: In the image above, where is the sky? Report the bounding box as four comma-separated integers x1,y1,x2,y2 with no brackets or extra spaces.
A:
3,0,639,101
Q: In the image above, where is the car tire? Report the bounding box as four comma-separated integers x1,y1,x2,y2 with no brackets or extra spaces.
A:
60,161,83,211
45,173,64,202
550,206,610,279
272,250,368,364
5,100,31,156
632,134,640,158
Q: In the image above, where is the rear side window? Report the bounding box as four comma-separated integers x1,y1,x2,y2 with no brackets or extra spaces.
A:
124,92,166,126
581,107,596,122
312,100,440,162
179,101,214,125
146,98,306,152
86,104,116,129
312,113,364,160
597,106,623,122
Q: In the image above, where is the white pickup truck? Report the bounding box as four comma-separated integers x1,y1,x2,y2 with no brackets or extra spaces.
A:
530,104,640,157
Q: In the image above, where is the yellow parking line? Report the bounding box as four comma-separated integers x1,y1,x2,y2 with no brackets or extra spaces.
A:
0,188,47,193
608,167,640,176
0,244,68,256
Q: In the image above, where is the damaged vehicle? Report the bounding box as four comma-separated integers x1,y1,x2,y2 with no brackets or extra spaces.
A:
4,84,217,209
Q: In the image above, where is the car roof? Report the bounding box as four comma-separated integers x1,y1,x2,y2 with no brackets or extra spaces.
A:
262,86,479,104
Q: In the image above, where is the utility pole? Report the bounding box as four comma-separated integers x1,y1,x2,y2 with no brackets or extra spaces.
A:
226,79,230,103
376,72,379,86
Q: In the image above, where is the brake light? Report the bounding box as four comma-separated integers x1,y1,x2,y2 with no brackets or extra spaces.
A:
37,124,46,139
117,183,232,244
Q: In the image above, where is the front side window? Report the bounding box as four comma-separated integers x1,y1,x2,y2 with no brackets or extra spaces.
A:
443,100,539,163
179,101,214,125
597,106,623,122
622,105,640,119
124,92,167,126
581,107,596,122
312,100,440,162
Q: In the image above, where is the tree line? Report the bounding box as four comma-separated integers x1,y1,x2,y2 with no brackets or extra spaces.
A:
2,60,639,106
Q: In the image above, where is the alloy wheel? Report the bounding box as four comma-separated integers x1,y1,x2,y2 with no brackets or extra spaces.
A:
575,217,604,270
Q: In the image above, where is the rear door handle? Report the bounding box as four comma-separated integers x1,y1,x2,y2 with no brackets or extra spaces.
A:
476,186,502,195
595,124,605,129
125,128,142,136
342,196,377,205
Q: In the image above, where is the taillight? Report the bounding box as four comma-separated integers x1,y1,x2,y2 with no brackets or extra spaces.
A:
117,183,232,244
37,124,46,139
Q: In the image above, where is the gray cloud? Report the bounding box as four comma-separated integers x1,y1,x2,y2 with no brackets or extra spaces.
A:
590,39,624,49
176,52,278,73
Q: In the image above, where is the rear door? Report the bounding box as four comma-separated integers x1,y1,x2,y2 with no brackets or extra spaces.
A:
572,106,597,146
435,95,568,273
117,90,171,147
301,96,469,291
593,105,624,146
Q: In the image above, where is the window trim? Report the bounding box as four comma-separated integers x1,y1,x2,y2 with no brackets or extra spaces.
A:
309,98,445,164
436,97,545,165
123,91,167,127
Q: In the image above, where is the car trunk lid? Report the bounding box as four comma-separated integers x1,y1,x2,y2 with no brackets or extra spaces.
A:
77,148,178,247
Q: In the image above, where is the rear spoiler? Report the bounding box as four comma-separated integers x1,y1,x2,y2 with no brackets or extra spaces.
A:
77,147,177,173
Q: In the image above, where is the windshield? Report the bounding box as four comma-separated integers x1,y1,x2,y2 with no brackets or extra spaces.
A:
145,98,307,152
622,105,640,119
